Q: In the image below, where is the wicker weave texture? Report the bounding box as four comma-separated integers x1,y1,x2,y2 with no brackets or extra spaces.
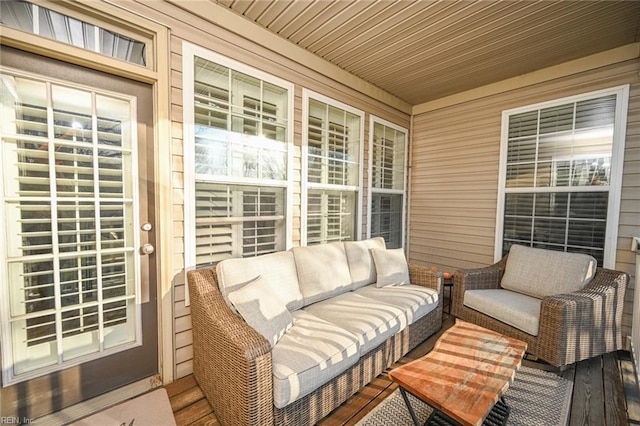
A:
188,263,443,426
452,255,628,367
188,268,275,426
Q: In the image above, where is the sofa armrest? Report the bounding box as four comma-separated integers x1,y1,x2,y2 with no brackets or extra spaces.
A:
408,263,444,320
187,268,274,426
537,267,628,367
451,256,507,317
408,263,442,294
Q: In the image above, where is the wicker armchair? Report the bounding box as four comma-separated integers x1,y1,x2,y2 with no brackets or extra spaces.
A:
452,255,628,367
188,263,443,426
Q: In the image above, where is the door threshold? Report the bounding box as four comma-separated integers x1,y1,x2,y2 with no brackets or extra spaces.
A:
33,375,162,426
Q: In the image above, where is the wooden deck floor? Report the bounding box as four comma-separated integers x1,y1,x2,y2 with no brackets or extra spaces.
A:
166,315,640,425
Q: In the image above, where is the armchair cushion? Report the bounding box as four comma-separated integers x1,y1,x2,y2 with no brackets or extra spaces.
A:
464,289,541,336
228,275,294,348
501,245,597,299
371,248,410,288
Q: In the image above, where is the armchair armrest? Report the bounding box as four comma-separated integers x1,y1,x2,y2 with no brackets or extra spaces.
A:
451,256,507,317
537,268,628,367
187,268,274,426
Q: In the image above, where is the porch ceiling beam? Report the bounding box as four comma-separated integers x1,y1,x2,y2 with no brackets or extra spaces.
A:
165,0,412,115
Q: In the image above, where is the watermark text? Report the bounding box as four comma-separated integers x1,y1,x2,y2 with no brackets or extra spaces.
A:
0,417,33,424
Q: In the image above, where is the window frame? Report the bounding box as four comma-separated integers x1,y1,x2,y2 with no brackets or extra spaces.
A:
301,89,364,246
182,42,295,291
495,85,629,268
367,116,408,249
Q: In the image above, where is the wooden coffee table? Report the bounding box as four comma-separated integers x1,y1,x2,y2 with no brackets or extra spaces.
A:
388,320,527,426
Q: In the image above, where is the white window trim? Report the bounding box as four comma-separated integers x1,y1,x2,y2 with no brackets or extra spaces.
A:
367,115,408,248
182,42,295,304
301,89,364,246
494,85,630,268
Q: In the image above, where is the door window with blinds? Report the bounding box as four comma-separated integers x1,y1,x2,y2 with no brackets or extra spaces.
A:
303,91,363,245
369,118,407,249
0,71,139,383
497,86,628,267
183,44,293,268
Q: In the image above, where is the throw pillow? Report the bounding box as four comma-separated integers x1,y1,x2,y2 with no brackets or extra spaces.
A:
227,275,294,348
371,248,410,288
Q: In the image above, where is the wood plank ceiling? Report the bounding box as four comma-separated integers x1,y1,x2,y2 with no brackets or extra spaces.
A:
214,0,640,105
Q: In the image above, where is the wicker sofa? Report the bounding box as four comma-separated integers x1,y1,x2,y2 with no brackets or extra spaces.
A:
187,238,443,426
452,244,628,367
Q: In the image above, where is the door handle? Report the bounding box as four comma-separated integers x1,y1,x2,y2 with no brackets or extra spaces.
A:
140,243,155,255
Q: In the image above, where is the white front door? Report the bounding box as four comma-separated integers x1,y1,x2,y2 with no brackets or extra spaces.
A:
0,46,158,419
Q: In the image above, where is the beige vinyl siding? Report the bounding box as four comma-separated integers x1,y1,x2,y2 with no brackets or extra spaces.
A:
620,83,640,342
409,59,640,341
112,1,409,379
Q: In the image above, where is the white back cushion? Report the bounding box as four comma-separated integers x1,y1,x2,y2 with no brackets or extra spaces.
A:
292,242,352,305
216,251,304,311
344,237,386,290
501,245,597,299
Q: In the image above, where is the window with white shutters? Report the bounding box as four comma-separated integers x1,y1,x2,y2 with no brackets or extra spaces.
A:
497,87,629,267
303,91,363,245
369,118,407,249
184,44,293,270
0,72,139,381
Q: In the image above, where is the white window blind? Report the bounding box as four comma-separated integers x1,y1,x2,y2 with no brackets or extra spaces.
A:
498,87,629,267
306,189,355,245
194,183,285,267
369,118,407,249
0,73,139,383
303,92,363,245
370,193,404,248
184,45,293,274
0,1,147,66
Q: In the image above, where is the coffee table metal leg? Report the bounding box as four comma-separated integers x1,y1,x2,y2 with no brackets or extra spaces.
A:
399,388,422,426
398,387,511,426
484,396,510,426
398,386,459,426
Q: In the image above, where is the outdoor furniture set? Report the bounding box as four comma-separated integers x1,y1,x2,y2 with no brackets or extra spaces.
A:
188,240,627,425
